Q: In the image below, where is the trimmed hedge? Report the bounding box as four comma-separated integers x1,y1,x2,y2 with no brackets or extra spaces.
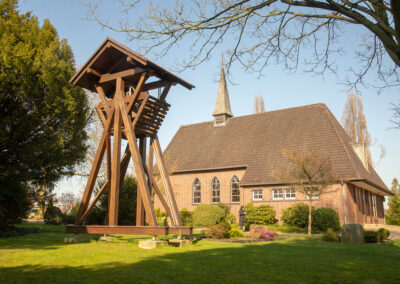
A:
282,203,340,232
281,203,312,229
245,203,276,226
192,204,225,227
312,207,341,232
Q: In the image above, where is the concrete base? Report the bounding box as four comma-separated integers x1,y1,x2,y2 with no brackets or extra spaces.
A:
169,239,192,247
138,240,168,249
99,235,113,242
64,236,84,243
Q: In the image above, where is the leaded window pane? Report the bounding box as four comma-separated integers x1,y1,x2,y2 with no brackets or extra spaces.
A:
193,178,201,204
231,176,240,203
212,177,220,203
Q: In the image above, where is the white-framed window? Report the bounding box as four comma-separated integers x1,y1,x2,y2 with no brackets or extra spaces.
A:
285,188,296,200
211,177,220,203
231,176,240,203
192,178,201,204
272,189,283,200
252,189,263,201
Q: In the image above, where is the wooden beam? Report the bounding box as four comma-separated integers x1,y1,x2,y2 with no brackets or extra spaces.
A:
109,80,123,226
126,56,147,67
106,135,112,224
79,180,110,223
108,57,126,73
142,80,173,92
99,68,145,84
96,85,111,114
132,95,149,127
142,162,174,223
66,225,192,236
95,105,107,127
126,73,148,113
115,78,157,226
159,83,171,101
87,68,102,77
152,135,182,226
75,106,115,224
136,137,146,226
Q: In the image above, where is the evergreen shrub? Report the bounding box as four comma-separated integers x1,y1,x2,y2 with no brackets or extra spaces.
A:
312,207,341,232
245,203,276,226
192,204,225,227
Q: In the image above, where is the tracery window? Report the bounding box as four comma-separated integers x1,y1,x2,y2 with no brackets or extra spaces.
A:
211,177,220,203
231,176,240,203
193,178,201,204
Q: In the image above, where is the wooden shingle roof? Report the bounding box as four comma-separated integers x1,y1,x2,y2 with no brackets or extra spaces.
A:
163,103,390,194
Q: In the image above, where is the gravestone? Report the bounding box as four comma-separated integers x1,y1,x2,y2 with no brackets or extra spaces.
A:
250,224,268,239
341,224,364,243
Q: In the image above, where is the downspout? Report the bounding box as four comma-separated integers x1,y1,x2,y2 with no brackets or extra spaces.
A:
342,180,347,224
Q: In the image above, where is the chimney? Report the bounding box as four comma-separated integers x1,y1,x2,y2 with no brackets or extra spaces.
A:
351,142,369,170
212,64,233,126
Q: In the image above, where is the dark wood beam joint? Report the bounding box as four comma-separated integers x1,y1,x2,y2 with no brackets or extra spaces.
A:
99,68,145,84
87,68,102,77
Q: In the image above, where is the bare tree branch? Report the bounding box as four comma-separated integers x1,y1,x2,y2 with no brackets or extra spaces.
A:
86,0,400,121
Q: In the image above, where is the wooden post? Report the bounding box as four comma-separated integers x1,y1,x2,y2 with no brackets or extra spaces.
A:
136,137,146,226
152,135,182,226
75,106,115,224
115,78,157,226
109,80,123,226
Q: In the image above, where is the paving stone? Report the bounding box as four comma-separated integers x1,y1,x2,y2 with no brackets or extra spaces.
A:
138,240,168,249
169,239,192,247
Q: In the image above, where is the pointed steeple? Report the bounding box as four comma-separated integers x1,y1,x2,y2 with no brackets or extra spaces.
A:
213,61,233,126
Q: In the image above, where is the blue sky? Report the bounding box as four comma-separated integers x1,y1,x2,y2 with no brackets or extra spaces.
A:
18,0,400,195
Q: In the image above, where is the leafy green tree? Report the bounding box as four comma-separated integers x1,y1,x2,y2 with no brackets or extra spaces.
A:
86,176,138,225
0,0,90,227
386,178,400,225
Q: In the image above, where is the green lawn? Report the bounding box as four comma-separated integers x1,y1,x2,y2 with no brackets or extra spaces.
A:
1,224,399,284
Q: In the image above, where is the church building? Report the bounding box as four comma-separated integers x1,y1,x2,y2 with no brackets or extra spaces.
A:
155,66,392,225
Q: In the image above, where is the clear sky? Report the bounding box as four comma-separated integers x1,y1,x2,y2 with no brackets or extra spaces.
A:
18,0,400,196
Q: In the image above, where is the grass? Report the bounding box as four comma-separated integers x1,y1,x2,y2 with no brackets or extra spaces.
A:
0,223,400,284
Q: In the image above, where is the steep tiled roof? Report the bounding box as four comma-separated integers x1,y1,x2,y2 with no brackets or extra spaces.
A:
163,103,389,194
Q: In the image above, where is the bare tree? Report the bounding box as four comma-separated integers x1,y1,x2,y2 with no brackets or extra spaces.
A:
254,95,266,113
73,91,108,179
87,1,400,92
272,149,336,235
342,93,371,145
392,102,400,128
341,92,385,166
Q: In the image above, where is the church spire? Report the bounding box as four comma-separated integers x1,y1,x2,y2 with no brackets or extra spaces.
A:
213,60,233,126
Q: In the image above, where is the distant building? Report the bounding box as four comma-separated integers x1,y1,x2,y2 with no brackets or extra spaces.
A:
155,66,392,224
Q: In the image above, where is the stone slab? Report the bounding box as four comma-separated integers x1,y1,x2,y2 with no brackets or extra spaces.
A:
138,240,168,249
99,235,113,242
169,239,192,247
64,236,84,243
341,224,364,243
249,224,268,239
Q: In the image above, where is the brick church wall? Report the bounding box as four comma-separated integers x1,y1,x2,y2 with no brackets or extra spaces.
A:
153,170,385,225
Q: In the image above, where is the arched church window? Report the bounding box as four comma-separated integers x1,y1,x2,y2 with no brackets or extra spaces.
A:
193,178,201,204
211,177,220,203
231,176,240,203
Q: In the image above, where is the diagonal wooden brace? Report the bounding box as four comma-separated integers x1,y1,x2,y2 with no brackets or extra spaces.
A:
115,78,157,226
75,106,115,224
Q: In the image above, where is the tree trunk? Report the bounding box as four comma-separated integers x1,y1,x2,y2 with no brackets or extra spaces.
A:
308,200,312,236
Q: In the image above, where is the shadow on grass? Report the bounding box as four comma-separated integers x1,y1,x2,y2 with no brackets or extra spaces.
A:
1,237,400,283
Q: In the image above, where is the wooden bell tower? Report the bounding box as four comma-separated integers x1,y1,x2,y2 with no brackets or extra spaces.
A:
66,38,194,235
